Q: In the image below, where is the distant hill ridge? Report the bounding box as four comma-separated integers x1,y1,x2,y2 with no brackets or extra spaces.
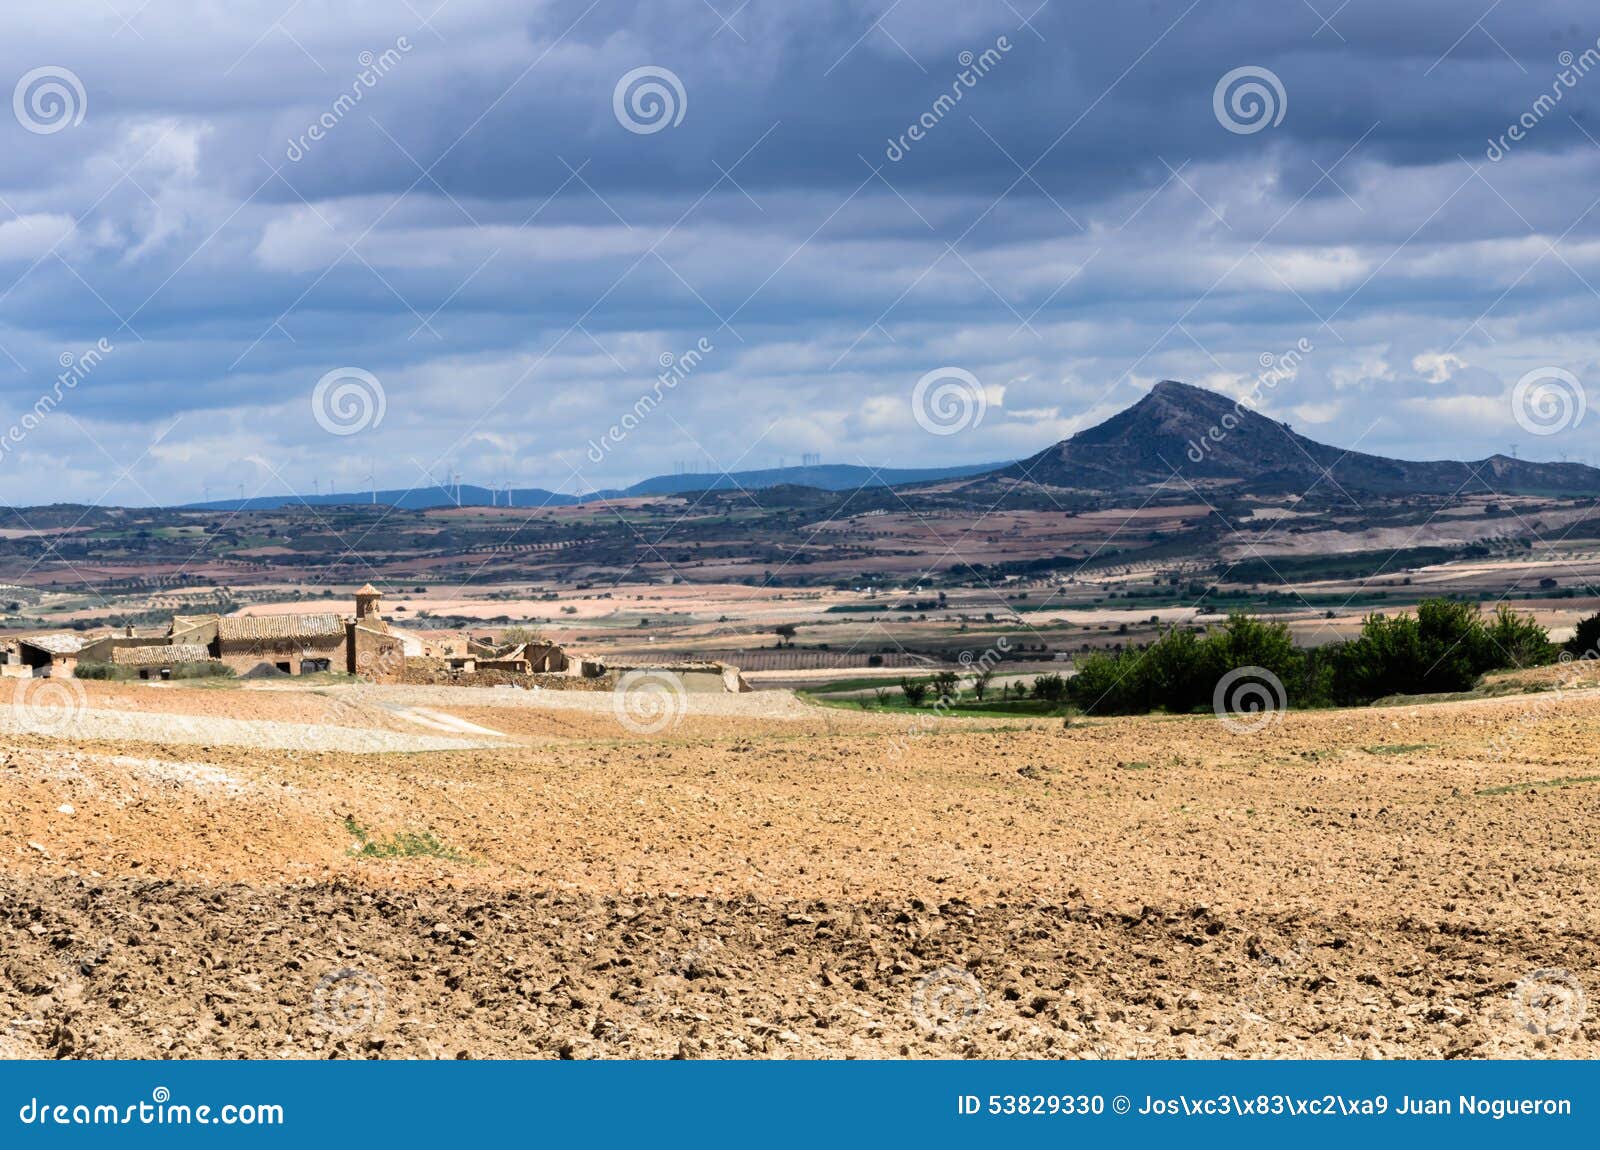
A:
991,379,1600,497
173,380,1600,511
178,462,1008,512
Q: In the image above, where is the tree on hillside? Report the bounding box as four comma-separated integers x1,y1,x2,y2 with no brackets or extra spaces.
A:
1031,672,1068,703
1567,612,1600,660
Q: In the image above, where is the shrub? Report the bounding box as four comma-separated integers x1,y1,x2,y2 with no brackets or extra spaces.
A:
1483,603,1554,669
1566,612,1600,660
899,677,929,706
1329,600,1553,701
1326,611,1423,703
1067,601,1552,716
1031,672,1069,703
1069,614,1306,716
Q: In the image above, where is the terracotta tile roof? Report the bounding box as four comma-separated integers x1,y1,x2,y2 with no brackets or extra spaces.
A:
217,613,345,641
113,643,214,666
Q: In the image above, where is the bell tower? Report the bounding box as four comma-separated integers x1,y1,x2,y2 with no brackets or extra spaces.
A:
355,583,384,623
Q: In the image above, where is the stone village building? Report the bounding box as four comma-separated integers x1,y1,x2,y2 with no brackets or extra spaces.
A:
165,584,408,677
1,585,413,679
0,584,613,684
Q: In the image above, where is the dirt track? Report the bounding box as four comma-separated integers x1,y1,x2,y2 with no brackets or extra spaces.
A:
1,678,1596,1059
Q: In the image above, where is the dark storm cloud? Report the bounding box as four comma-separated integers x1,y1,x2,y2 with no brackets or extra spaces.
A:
1,0,1598,503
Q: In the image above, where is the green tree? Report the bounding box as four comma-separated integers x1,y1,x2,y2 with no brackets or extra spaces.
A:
1483,603,1553,668
1031,672,1069,703
1564,612,1600,660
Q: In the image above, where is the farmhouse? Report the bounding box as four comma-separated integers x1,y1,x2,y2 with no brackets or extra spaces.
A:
3,585,584,683
111,642,218,679
154,585,408,677
7,632,87,677
212,612,348,676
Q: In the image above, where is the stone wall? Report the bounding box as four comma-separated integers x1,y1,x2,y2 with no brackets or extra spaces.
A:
396,659,615,691
216,634,348,676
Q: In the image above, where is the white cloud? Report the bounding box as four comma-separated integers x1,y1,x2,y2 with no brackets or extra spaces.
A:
1412,351,1467,384
0,214,75,261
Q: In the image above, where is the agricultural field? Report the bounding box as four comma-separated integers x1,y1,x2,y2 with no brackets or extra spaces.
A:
2,672,1595,1059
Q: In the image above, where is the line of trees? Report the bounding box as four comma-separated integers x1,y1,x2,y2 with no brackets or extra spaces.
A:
1069,600,1574,716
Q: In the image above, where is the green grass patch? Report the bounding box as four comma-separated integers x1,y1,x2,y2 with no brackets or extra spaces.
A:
345,816,468,861
1362,743,1437,755
1476,775,1600,796
798,674,936,695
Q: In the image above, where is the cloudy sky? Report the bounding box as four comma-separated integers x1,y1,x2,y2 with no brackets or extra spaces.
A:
1,0,1598,505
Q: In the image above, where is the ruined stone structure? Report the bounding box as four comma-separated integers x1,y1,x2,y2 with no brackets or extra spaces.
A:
348,584,407,679
6,584,584,683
